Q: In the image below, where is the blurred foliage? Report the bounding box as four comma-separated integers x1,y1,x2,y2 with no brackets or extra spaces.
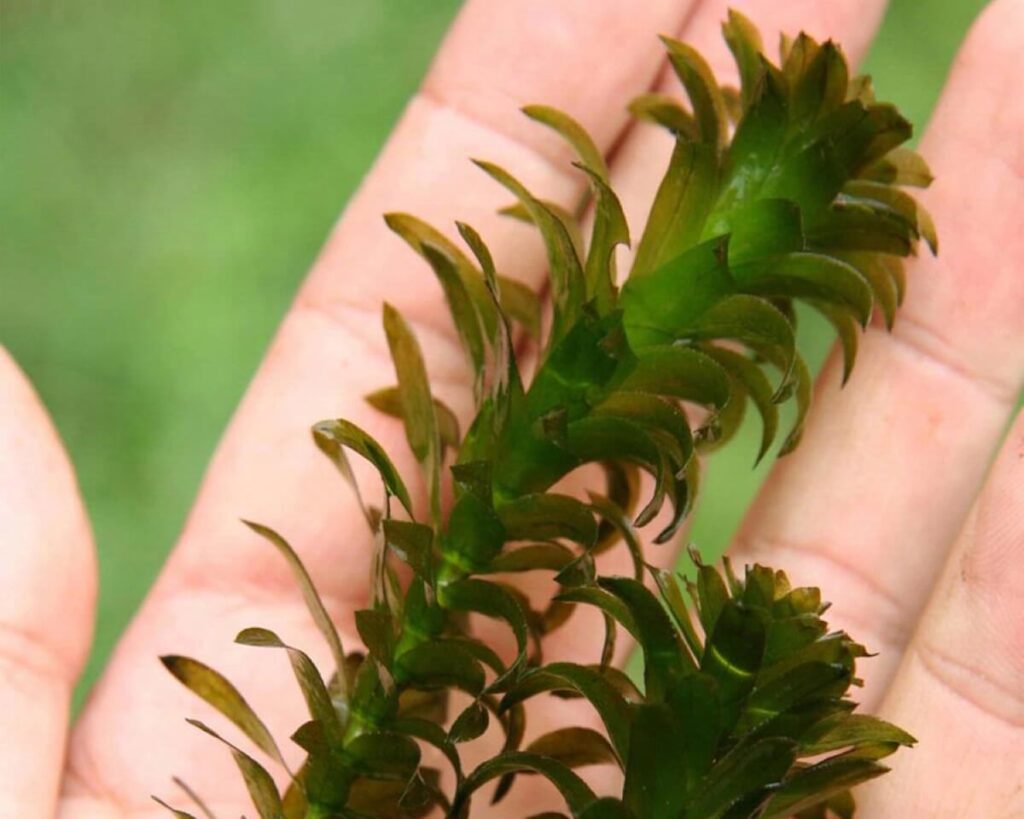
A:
0,0,988,703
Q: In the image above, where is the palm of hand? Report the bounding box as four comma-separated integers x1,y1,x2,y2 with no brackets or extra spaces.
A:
2,1,1023,817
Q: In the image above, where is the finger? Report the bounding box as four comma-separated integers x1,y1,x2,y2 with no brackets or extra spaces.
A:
0,347,96,817
856,408,1024,818
66,0,701,809
728,0,1024,700
610,0,890,255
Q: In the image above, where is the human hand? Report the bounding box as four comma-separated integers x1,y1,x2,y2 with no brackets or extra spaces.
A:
2,0,1022,816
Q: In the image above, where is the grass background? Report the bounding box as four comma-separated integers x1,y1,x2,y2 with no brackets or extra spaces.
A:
1,0,991,702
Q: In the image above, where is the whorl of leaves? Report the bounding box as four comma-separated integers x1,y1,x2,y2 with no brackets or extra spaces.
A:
160,13,929,819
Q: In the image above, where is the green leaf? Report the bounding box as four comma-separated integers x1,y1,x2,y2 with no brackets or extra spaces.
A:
415,242,487,399
501,663,632,763
526,726,619,770
475,160,586,346
383,303,440,521
450,700,490,743
703,346,779,462
365,386,461,450
347,730,422,779
693,556,730,637
739,661,850,735
382,518,434,582
760,757,890,819
799,713,916,756
187,719,284,819
587,492,645,581
629,140,719,279
623,703,689,819
442,489,506,574
395,640,485,696
454,753,598,818
792,41,848,124
600,577,692,699
235,627,344,746
807,201,914,256
649,568,703,662
523,104,609,181
833,250,899,329
722,9,765,109
628,92,698,138
623,345,732,410
577,163,630,313
859,145,933,187
241,521,348,697
593,392,694,472
161,656,284,766
498,493,598,547
150,797,198,819
734,252,873,327
489,542,576,573
808,298,860,383
440,578,529,689
661,36,729,149
354,609,396,668
555,586,639,643
383,211,498,339
779,352,813,455
391,716,464,784
700,601,766,730
498,275,543,339
312,419,413,517
665,673,722,792
681,737,797,819
501,198,586,262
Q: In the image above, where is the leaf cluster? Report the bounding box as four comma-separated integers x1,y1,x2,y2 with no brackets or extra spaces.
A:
157,12,931,818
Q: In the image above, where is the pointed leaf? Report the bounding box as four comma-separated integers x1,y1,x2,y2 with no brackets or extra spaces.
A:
475,160,586,345
489,542,576,573
235,627,344,746
661,36,729,148
395,641,485,696
440,578,529,689
600,576,692,699
241,521,347,696
681,737,797,819
523,104,609,180
454,753,598,818
501,663,632,762
312,418,413,516
722,9,765,109
498,493,598,547
187,719,284,819
450,701,490,743
161,656,284,766
366,386,461,450
760,757,889,819
628,92,698,137
527,726,619,770
623,345,732,410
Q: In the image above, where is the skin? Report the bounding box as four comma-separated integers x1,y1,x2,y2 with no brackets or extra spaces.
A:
1,0,1021,816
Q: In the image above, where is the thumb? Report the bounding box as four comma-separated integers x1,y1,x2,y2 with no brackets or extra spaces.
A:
0,347,96,818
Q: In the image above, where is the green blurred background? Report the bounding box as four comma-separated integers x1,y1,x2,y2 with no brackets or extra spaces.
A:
1,0,990,702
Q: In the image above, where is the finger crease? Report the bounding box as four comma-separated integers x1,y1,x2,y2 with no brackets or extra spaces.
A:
890,310,1020,407
416,82,587,180
291,293,476,394
0,619,72,691
914,638,1024,729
